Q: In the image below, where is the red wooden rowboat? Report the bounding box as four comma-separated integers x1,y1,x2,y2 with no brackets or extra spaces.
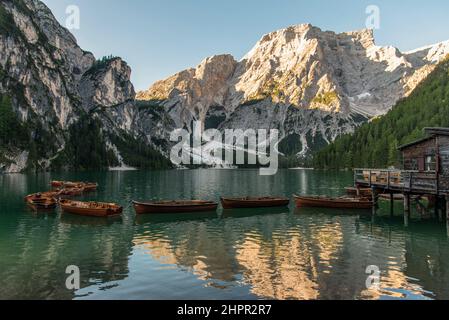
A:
82,182,98,192
51,181,92,189
59,187,84,197
294,195,373,209
221,197,290,209
51,181,65,188
64,181,85,188
32,190,62,199
25,194,58,211
60,199,123,217
133,200,218,214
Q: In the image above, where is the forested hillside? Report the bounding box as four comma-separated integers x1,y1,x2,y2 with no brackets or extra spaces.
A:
313,56,449,169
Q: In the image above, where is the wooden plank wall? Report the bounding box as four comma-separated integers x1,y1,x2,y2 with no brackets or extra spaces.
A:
403,138,437,171
439,140,449,192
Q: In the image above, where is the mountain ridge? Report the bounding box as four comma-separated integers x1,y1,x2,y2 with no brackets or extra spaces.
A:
136,23,449,159
2,1,449,172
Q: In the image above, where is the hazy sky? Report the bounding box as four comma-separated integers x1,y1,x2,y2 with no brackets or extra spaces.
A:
42,0,449,91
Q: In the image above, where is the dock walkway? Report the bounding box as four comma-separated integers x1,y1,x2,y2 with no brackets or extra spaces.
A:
354,169,447,196
354,169,449,227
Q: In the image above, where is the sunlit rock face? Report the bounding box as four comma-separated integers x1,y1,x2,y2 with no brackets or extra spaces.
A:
138,24,449,158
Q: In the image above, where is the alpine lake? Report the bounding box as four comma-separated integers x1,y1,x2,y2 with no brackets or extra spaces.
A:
1,169,448,300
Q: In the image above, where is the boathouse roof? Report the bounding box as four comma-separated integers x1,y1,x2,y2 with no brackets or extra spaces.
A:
398,127,449,150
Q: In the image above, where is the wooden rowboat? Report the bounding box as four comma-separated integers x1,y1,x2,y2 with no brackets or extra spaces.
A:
294,195,373,209
64,181,85,188
133,200,218,214
82,182,98,192
60,199,123,217
51,181,89,189
25,194,57,211
221,197,290,209
51,181,65,188
59,187,84,197
36,191,62,198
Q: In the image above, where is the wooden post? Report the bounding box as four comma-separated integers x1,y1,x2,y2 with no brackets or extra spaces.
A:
435,197,443,222
390,193,394,217
372,187,378,215
437,201,442,222
446,196,449,221
446,196,449,237
404,193,411,227
434,196,438,219
387,171,391,190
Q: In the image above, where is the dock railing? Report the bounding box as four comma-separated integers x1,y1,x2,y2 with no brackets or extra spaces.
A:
354,169,438,194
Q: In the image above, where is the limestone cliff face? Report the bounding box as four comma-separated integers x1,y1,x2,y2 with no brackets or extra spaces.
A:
137,24,449,157
0,0,149,172
79,57,138,133
137,54,238,128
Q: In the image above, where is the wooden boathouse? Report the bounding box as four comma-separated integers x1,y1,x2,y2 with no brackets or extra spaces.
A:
354,128,449,224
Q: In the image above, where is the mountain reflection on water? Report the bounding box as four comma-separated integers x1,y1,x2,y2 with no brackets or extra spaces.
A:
0,170,448,300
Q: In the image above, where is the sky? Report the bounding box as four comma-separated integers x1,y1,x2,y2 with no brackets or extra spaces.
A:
42,0,449,91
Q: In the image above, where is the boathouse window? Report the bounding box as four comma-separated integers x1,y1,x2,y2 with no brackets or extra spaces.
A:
425,155,436,171
407,158,418,171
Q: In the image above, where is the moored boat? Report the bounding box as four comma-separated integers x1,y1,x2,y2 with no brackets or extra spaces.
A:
82,182,98,192
25,194,58,211
133,200,218,214
59,199,123,217
221,197,290,209
63,181,85,188
37,190,62,198
294,195,373,209
59,187,84,197
51,181,65,188
51,181,97,190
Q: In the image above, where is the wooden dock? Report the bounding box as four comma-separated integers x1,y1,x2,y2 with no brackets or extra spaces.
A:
348,128,449,228
354,169,447,195
354,169,449,227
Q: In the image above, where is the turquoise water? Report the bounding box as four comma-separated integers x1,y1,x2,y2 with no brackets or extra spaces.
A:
0,169,448,300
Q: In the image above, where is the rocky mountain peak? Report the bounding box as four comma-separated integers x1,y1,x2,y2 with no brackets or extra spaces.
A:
136,54,238,125
195,54,237,82
248,24,375,59
136,23,449,158
79,57,135,113
344,28,375,48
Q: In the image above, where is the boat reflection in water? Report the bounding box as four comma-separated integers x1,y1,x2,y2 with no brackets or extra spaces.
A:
135,211,218,225
60,213,123,227
2,170,449,300
132,208,447,300
221,207,290,219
